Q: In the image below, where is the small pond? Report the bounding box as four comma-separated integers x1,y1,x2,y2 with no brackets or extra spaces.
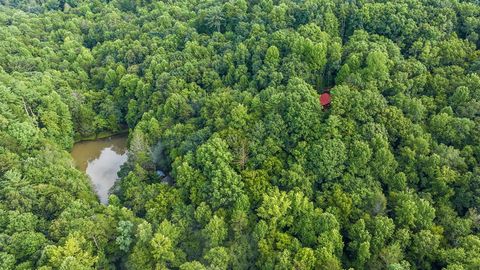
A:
71,134,128,204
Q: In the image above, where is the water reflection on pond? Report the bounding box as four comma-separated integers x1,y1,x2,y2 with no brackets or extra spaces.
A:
71,134,128,204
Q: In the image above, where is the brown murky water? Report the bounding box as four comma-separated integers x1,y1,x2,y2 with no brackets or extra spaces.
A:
71,134,128,204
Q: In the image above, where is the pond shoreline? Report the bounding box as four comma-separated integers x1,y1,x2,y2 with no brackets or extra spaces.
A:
74,128,129,143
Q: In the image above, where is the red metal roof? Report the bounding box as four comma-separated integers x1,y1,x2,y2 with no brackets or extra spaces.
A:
320,93,331,106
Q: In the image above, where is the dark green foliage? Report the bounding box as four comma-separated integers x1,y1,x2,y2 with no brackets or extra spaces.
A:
1,0,480,269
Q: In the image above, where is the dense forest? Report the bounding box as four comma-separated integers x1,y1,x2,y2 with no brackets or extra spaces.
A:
1,0,480,269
